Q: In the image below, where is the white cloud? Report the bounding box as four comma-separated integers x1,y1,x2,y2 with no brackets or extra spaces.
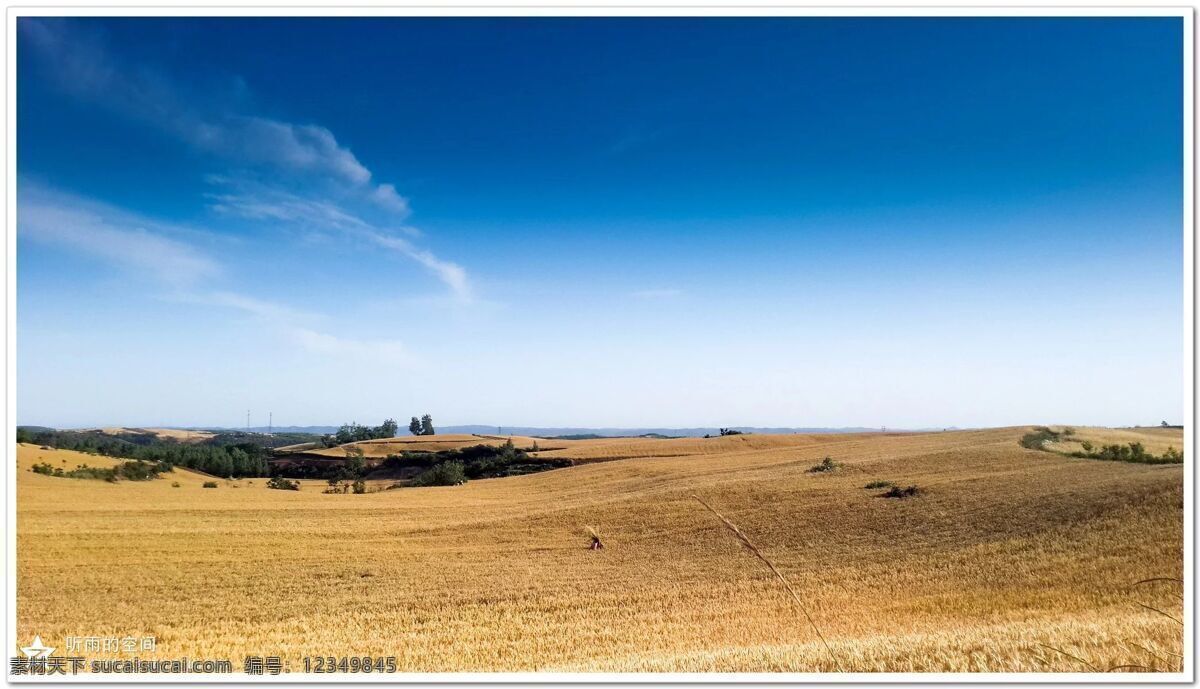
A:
370,184,411,215
19,184,220,286
199,290,412,364
183,291,412,365
20,182,416,366
20,19,411,216
359,230,472,301
22,18,470,299
194,291,318,323
286,326,412,365
208,188,372,231
208,180,471,300
20,17,474,314
226,117,373,187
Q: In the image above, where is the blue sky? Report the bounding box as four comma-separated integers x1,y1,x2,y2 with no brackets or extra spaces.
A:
17,17,1184,429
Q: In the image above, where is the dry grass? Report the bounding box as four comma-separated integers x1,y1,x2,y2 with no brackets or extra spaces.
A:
17,444,219,485
531,432,910,464
16,427,1183,672
692,495,841,671
1041,426,1183,457
92,427,214,443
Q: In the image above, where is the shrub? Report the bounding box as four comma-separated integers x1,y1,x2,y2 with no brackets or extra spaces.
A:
806,457,840,473
35,460,161,482
66,466,115,480
1019,427,1061,450
1098,444,1131,461
352,479,367,494
1064,441,1182,465
1081,441,1094,452
202,481,219,488
881,485,920,499
114,460,162,481
341,446,368,479
864,480,894,489
171,482,181,488
267,476,300,491
411,461,467,487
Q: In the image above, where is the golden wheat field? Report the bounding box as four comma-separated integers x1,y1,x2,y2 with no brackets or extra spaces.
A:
15,426,1184,673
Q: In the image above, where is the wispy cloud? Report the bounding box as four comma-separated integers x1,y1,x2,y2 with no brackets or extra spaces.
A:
20,17,466,300
19,184,220,286
286,326,413,365
192,291,319,324
20,182,413,365
20,19,404,215
207,178,471,300
358,228,472,301
207,292,412,365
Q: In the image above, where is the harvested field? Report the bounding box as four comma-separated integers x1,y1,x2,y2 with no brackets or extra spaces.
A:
16,427,1184,673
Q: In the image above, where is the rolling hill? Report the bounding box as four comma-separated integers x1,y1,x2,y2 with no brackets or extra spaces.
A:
15,426,1183,672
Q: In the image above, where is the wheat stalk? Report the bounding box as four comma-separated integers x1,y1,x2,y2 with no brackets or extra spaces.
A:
1036,643,1100,672
1137,603,1182,626
692,494,843,672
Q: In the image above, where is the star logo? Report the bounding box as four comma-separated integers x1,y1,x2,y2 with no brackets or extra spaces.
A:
20,636,54,659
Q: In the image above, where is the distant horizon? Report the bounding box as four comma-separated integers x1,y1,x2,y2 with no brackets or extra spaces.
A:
19,420,1183,434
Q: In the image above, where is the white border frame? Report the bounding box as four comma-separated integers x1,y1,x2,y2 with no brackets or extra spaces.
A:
1,5,1193,684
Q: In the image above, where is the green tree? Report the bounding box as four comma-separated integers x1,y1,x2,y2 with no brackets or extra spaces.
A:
343,446,367,478
409,417,422,436
411,460,466,486
420,414,436,436
379,418,399,438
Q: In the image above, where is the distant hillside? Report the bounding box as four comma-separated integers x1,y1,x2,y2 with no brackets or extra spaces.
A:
44,424,935,438
235,426,339,435
114,424,898,438
439,425,890,438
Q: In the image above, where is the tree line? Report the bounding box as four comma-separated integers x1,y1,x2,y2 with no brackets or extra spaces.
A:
409,415,435,436
321,414,435,446
16,428,270,478
325,419,400,446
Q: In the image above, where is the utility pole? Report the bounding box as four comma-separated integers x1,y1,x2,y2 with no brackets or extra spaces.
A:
246,410,250,434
